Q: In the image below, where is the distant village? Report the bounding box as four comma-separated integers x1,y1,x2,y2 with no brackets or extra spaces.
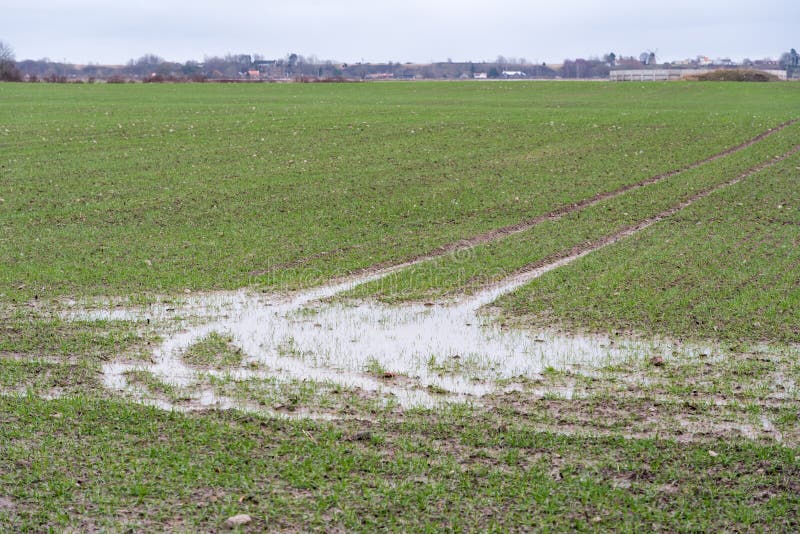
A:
3,49,799,83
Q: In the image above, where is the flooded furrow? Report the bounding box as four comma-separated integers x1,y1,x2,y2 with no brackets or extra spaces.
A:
72,231,701,414
65,144,799,416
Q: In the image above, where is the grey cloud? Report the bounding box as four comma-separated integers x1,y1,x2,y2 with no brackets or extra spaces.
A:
2,0,797,64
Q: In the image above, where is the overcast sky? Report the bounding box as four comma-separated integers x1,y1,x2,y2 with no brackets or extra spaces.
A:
2,0,797,65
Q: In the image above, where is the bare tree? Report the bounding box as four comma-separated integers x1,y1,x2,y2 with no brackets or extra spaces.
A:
0,41,12,63
0,40,22,81
286,53,298,74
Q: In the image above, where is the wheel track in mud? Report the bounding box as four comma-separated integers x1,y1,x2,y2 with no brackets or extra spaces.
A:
75,144,800,418
472,143,800,298
285,118,797,279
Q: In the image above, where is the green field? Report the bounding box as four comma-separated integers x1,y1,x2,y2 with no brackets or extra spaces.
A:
499,153,800,342
1,81,799,531
2,81,797,300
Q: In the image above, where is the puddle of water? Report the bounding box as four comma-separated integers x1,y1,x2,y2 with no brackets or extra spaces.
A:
42,143,800,416
71,243,712,415
770,372,798,400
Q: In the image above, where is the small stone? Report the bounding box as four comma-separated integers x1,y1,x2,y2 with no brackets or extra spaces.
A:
658,483,679,494
650,356,665,367
612,479,632,489
708,450,718,457
223,514,252,529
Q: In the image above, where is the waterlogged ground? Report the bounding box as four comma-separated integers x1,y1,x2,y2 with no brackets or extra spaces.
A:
64,257,714,417
63,287,800,445
57,205,800,448
6,274,800,530
2,82,800,531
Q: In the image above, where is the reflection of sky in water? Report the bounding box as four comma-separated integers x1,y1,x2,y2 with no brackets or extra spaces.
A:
68,233,710,414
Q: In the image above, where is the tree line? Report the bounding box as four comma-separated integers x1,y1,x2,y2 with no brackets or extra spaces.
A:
1,41,797,83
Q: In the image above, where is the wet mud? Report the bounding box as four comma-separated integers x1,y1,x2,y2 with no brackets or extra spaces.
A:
64,141,800,420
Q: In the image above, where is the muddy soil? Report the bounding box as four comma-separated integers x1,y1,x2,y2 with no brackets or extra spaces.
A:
58,141,800,444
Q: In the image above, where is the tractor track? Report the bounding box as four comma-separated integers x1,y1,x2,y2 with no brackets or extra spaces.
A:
471,143,800,300
259,118,796,280
69,143,800,416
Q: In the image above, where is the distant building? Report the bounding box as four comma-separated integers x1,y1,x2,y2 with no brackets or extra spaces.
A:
610,69,684,81
610,68,788,81
501,70,526,78
254,60,278,75
473,72,487,79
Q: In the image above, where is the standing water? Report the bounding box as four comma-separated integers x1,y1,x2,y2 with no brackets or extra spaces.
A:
68,242,707,415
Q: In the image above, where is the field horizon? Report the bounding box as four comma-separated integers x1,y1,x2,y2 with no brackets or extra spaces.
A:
2,81,799,531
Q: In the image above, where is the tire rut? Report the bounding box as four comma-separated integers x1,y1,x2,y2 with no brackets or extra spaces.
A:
474,143,800,299
344,118,798,277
